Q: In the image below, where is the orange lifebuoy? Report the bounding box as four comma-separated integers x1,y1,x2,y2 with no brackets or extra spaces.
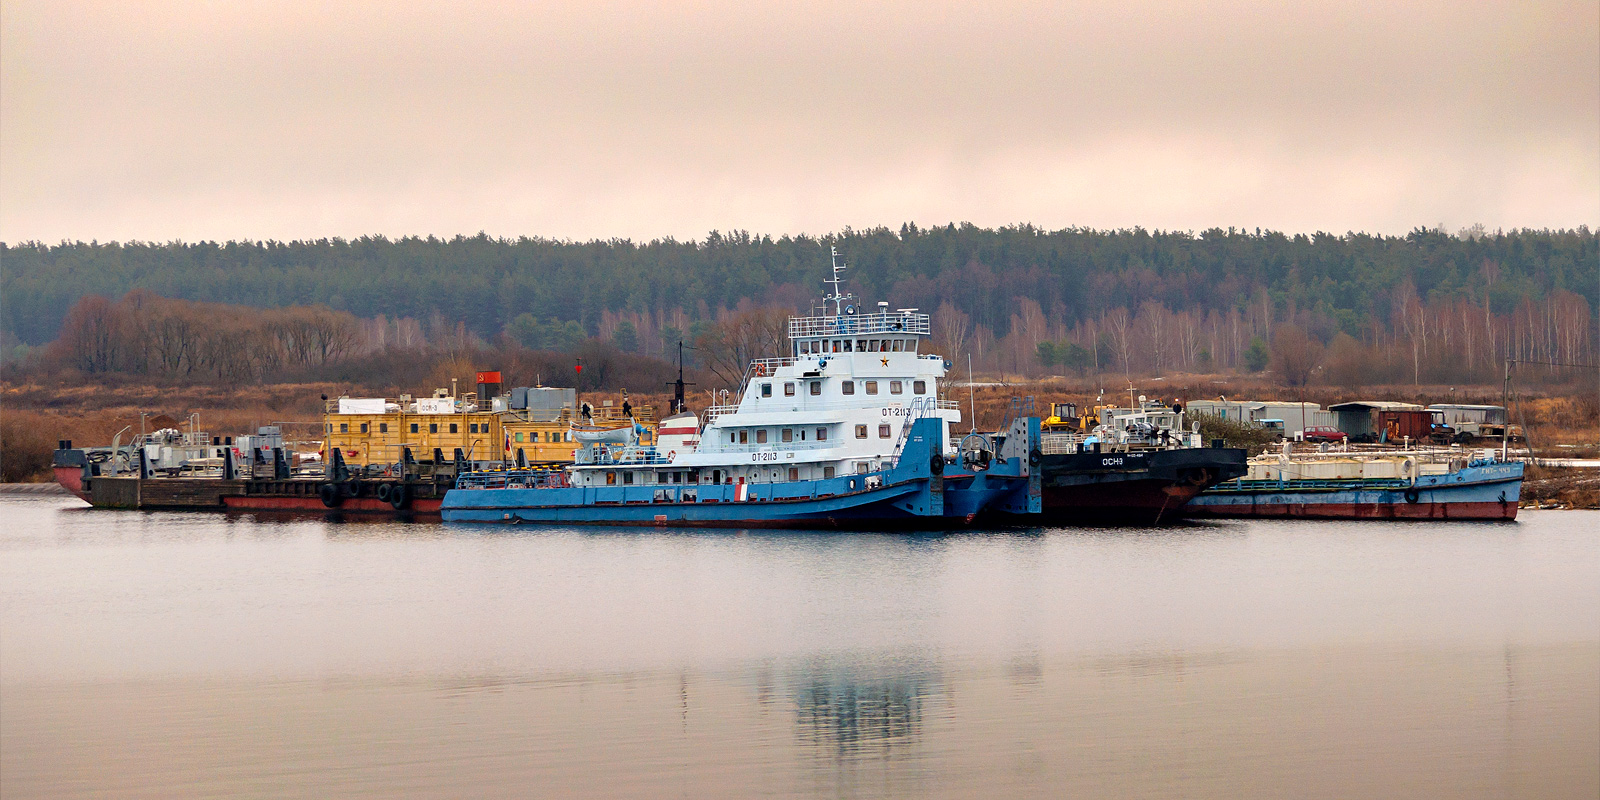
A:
667,450,677,460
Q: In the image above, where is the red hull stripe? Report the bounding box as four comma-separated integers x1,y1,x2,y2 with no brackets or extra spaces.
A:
657,427,698,435
221,496,443,514
1183,501,1516,521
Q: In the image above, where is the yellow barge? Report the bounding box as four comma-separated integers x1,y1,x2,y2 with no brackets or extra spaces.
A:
322,373,654,468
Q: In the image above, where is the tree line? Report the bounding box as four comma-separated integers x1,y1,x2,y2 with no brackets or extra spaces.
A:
28,292,686,394
3,224,1594,387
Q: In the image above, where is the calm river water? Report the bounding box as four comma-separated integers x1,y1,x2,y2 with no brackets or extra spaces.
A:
2,495,1596,799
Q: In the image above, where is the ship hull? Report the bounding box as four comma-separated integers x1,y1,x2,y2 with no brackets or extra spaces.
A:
442,482,934,528
445,417,956,529
1033,447,1249,525
53,470,448,517
1183,462,1523,521
53,465,91,502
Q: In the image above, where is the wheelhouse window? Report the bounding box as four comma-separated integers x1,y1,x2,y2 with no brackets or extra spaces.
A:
869,340,880,352
890,381,903,395
761,383,772,398
878,423,891,438
843,340,853,352
469,423,478,433
892,340,904,352
864,381,878,395
429,423,438,433
781,428,793,442
360,423,369,433
784,382,795,396
810,382,821,396
756,430,768,444
449,423,459,433
410,423,419,433
380,423,388,433
914,380,926,394
739,430,749,444
842,381,855,395
817,427,828,441
340,423,349,433
515,433,524,442
855,424,868,439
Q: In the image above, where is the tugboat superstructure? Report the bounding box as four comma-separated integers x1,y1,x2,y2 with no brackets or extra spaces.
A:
564,248,961,491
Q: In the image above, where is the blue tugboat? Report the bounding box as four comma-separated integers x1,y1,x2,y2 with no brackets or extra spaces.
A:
442,251,1039,528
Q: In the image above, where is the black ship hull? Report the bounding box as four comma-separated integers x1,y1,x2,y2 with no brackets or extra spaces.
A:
1031,447,1248,525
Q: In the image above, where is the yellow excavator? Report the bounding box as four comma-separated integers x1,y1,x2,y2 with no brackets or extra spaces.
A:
1042,401,1127,433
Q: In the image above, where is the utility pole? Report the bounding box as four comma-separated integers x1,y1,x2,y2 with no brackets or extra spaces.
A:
1502,358,1512,461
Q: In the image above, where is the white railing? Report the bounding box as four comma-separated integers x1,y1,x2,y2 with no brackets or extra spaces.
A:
788,311,931,338
703,397,959,425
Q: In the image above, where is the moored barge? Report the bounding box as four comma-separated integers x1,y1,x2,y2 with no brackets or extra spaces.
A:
1182,448,1524,520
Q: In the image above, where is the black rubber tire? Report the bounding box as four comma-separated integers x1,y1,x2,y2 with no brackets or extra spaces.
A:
318,482,342,508
1404,488,1421,504
376,483,393,503
345,480,363,499
1029,448,1043,468
388,483,409,510
930,453,944,475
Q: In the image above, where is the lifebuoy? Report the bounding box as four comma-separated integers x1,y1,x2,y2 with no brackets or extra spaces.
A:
667,450,677,460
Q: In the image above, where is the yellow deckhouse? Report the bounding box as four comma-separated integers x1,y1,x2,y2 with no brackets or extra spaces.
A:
323,376,654,469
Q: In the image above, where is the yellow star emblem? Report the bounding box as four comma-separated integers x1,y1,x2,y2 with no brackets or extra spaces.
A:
880,358,889,367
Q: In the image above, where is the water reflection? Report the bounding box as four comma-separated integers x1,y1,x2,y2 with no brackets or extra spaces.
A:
791,663,934,759
2,497,1596,800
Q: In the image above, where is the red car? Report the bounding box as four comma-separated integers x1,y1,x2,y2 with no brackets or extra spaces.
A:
1302,425,1348,443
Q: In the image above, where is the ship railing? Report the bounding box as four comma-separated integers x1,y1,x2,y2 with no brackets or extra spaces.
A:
886,397,945,464
788,311,931,338
575,444,673,466
1254,445,1495,463
702,404,741,424
455,469,570,490
703,397,959,426
697,439,836,455
1040,433,1089,455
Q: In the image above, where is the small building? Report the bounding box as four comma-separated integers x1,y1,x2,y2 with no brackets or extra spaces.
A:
1186,400,1332,437
1427,404,1507,436
1328,401,1424,441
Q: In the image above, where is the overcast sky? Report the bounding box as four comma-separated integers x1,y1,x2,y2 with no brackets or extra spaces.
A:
2,0,1596,244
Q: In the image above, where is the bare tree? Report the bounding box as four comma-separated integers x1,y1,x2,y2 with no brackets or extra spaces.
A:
694,307,789,389
51,295,124,373
933,301,970,360
1270,324,1323,387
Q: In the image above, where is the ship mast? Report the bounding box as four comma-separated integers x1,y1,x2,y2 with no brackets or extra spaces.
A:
824,246,856,316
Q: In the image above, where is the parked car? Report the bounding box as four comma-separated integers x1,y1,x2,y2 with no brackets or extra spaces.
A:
1302,425,1348,443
